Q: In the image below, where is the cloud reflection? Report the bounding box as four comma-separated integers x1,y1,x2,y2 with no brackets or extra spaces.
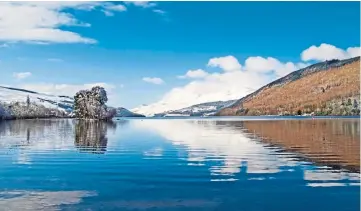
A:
0,190,96,211
133,119,360,187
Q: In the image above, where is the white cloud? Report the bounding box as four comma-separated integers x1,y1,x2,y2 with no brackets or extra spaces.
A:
244,56,308,77
346,47,361,58
13,72,32,80
301,43,360,61
207,55,242,72
133,55,302,115
133,43,360,116
125,1,157,8
142,77,164,85
47,58,63,62
125,1,166,15
178,69,209,79
153,9,166,15
102,3,127,16
104,3,127,12
19,82,115,97
0,2,127,44
18,82,122,107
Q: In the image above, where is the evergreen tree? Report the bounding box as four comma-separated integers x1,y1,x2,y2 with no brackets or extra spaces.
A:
26,95,30,108
353,99,359,109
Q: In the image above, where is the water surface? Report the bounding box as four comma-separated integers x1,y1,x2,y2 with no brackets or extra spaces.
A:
0,118,359,211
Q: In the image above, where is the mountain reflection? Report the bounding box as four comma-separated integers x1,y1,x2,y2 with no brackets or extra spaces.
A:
240,119,360,172
134,119,360,186
74,120,116,154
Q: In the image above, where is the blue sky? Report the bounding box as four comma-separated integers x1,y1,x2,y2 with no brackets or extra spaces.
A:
0,1,359,110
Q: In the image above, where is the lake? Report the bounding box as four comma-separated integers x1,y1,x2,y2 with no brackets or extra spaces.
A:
0,118,359,211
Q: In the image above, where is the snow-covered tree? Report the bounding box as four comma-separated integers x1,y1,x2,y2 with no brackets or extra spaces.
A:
0,104,11,120
0,101,66,120
74,86,115,120
26,95,30,108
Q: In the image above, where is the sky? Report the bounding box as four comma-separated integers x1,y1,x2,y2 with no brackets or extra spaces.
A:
0,1,360,113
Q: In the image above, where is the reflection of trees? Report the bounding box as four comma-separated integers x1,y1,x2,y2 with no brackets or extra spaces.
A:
235,119,360,172
0,119,74,148
74,120,116,154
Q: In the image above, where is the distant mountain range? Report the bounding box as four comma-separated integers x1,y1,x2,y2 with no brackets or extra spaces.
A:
217,56,360,116
114,107,145,117
2,56,359,119
134,56,360,117
153,100,237,117
0,86,144,118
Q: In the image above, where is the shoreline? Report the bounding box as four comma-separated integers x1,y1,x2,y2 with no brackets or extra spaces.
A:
1,115,360,121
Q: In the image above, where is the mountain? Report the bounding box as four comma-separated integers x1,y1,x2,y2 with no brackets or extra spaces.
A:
217,57,360,116
0,85,74,112
114,107,145,117
153,100,237,117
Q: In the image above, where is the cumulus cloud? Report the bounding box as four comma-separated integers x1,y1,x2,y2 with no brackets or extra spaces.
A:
102,3,127,16
207,55,242,72
244,56,308,77
177,69,209,79
132,43,360,116
125,1,157,8
13,72,32,80
124,1,167,15
0,1,166,44
142,77,164,85
301,43,360,62
134,70,268,115
19,82,115,96
0,2,127,44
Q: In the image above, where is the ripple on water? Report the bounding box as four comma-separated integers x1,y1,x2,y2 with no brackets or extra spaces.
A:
0,118,359,211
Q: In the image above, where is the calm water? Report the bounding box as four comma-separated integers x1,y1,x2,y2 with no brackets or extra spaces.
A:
0,118,359,211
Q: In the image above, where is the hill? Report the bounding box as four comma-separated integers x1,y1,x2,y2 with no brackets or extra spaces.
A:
217,57,360,116
154,99,237,117
114,107,145,117
0,86,143,119
0,86,74,119
0,85,73,111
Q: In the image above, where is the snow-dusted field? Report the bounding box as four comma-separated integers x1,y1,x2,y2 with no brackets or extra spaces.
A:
0,86,73,112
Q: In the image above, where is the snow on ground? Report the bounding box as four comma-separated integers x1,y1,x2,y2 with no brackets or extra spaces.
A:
0,86,73,112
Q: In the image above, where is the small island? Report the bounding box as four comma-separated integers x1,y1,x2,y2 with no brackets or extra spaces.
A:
73,86,116,120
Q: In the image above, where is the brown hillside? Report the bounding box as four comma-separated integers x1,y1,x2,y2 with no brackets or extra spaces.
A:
218,58,360,116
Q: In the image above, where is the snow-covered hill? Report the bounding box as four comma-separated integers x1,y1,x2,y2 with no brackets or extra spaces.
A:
134,99,237,117
0,86,144,118
0,85,74,112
